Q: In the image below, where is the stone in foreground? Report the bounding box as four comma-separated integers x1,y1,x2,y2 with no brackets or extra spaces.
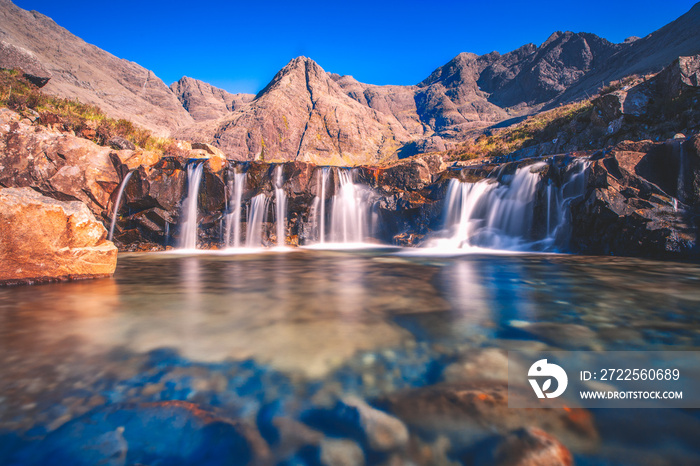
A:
0,187,117,285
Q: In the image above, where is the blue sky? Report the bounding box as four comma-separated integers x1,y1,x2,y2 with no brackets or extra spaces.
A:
13,0,699,94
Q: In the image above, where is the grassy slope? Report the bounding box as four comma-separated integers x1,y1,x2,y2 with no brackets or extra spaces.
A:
0,69,185,156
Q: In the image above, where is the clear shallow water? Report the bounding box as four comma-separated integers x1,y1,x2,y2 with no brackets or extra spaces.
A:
1,250,700,464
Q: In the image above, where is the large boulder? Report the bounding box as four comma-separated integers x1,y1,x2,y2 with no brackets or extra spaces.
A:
0,187,117,285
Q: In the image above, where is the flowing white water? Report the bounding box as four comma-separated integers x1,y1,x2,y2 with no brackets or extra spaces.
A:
179,162,205,250
677,142,686,204
246,194,270,248
542,159,588,246
108,171,134,241
224,172,246,248
274,166,287,248
312,167,330,243
328,169,372,244
435,159,587,252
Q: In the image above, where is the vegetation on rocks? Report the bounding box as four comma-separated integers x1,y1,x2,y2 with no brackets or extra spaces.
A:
446,100,594,161
0,69,185,156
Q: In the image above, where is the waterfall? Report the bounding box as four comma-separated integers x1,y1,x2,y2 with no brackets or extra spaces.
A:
328,169,372,244
542,159,588,246
224,172,246,248
246,194,269,248
108,171,134,241
436,159,587,251
274,165,287,247
179,161,205,250
677,142,687,204
312,167,330,243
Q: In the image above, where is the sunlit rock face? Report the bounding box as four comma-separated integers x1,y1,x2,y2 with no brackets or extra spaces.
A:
175,57,411,165
0,108,120,217
0,187,117,284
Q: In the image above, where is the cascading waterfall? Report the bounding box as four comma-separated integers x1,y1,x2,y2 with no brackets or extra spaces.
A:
541,159,588,246
312,167,330,243
179,161,205,250
274,165,287,247
224,172,246,248
246,194,270,248
108,171,134,241
328,169,372,244
436,159,587,251
677,142,687,204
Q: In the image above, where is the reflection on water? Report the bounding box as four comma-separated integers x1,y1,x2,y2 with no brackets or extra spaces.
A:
1,251,700,463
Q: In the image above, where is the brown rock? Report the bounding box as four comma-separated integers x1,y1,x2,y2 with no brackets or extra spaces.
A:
570,145,699,258
0,187,117,285
0,109,119,216
320,438,365,466
376,381,598,453
379,159,432,190
470,427,573,466
114,149,163,172
107,136,135,151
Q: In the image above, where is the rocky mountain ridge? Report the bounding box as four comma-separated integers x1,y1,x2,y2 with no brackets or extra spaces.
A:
169,76,254,122
1,0,699,163
174,57,412,165
170,3,700,162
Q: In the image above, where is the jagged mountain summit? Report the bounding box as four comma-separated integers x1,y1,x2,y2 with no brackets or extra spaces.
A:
175,57,411,165
172,3,700,162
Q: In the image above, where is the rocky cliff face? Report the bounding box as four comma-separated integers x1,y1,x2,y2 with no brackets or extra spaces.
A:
170,76,254,121
571,137,700,257
175,57,411,165
0,108,119,216
0,0,193,136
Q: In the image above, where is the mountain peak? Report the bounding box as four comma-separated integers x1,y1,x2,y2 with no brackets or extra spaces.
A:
282,56,323,72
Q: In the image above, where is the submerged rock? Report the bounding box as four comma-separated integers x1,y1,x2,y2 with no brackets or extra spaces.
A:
375,381,598,454
301,396,409,454
21,401,269,466
0,187,117,285
319,438,365,466
466,427,573,466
